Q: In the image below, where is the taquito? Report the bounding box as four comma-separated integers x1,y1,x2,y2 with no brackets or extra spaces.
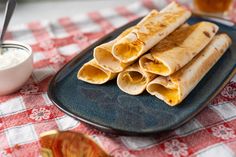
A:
146,34,232,106
112,2,191,63
94,27,133,73
117,63,156,95
77,59,116,84
139,21,219,76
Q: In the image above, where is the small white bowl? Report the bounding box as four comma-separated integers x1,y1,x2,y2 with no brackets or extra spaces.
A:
0,41,33,96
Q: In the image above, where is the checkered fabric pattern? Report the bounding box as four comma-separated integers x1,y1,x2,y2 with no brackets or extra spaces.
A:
0,0,236,156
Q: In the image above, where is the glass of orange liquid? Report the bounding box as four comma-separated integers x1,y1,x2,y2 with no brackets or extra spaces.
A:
194,0,234,16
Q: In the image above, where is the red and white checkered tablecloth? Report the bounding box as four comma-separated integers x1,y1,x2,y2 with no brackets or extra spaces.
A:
0,0,236,156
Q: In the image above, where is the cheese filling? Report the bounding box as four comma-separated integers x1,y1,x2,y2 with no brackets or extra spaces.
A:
142,57,169,74
79,65,108,83
122,71,146,85
95,47,123,72
113,42,142,62
148,84,179,105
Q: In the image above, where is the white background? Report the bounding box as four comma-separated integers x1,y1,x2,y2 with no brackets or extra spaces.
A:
0,0,137,26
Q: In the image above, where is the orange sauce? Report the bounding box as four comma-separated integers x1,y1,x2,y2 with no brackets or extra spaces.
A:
194,0,233,13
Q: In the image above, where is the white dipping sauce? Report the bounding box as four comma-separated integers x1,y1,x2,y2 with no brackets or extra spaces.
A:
0,47,29,70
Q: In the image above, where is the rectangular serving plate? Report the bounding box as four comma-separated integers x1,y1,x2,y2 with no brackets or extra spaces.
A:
47,16,236,136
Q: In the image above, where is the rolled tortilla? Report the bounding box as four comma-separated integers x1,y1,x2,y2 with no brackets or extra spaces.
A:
117,63,156,95
146,34,232,106
77,59,116,84
139,21,219,76
94,27,134,73
112,2,191,63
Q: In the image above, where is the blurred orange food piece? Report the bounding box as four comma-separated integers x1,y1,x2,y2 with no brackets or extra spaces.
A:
39,130,110,157
194,0,233,13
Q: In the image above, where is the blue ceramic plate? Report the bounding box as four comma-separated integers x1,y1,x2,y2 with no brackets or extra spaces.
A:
48,16,236,135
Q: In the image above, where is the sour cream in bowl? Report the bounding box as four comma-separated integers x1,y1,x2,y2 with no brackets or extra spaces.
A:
0,41,33,95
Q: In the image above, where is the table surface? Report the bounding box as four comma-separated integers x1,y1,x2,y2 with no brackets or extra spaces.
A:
0,0,236,157
0,0,136,26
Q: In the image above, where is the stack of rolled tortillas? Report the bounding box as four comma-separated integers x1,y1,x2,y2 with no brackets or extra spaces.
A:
77,2,232,106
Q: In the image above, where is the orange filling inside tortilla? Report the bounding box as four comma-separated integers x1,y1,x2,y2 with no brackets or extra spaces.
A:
79,65,108,83
113,40,142,62
122,71,146,85
148,83,179,105
95,47,123,72
115,43,141,60
142,58,169,75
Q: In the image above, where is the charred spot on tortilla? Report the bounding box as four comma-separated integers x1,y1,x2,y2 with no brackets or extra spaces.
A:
160,24,166,27
212,26,216,33
203,31,211,38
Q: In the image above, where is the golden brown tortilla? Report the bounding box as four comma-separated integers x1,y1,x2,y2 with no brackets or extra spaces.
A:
117,63,156,95
77,59,116,84
139,21,219,76
112,2,191,63
94,27,134,73
146,34,232,106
